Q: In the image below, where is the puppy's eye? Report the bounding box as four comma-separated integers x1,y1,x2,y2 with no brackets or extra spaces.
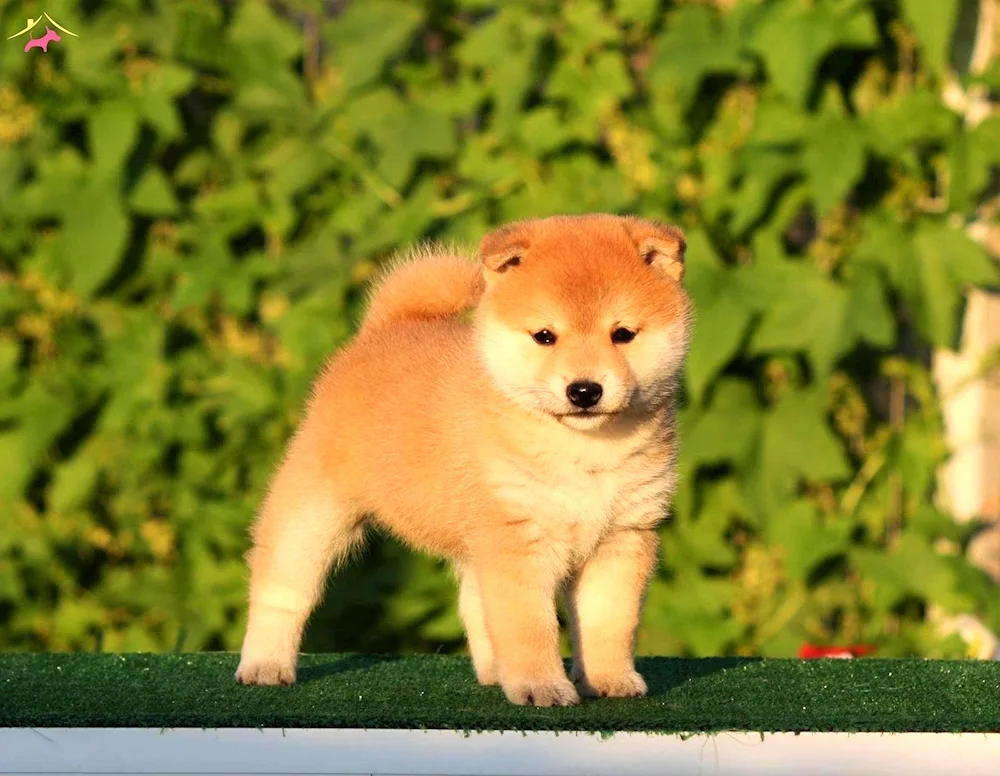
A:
532,329,557,345
611,327,636,344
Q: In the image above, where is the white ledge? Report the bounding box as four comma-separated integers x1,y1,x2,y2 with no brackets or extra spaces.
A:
2,727,999,775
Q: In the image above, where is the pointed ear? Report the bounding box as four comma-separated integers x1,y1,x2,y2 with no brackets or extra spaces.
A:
478,221,532,273
625,217,686,283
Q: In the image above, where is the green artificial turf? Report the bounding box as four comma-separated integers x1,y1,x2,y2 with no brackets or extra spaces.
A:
1,653,998,733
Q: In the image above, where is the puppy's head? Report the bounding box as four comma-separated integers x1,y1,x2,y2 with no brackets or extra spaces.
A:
474,214,692,430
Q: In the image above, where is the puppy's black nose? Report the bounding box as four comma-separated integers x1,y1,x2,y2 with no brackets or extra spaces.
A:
566,381,603,409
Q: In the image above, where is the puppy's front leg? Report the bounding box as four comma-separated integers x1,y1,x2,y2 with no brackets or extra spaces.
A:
474,551,579,707
567,528,658,698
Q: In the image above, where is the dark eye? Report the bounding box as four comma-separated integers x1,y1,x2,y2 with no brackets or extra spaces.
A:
611,327,636,344
532,329,557,345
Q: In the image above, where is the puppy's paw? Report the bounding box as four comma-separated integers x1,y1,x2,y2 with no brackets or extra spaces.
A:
235,657,296,686
503,677,580,707
475,664,499,686
576,669,647,699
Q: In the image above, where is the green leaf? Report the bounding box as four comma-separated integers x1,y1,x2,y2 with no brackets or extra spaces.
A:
173,3,226,68
751,1,877,104
49,453,100,513
275,281,352,374
674,508,740,568
57,183,130,297
907,221,997,347
218,266,255,315
129,167,179,216
88,101,139,179
908,227,953,327
593,49,634,101
228,0,305,82
562,0,622,49
863,88,956,157
614,0,659,26
516,108,575,155
747,258,894,369
845,265,895,349
326,0,425,92
401,103,458,160
98,310,166,403
171,235,230,310
682,379,761,468
0,340,19,395
852,211,909,288
908,505,967,544
683,233,755,402
854,531,974,613
645,575,742,655
896,423,948,502
254,139,336,201
499,154,631,221
699,477,751,527
802,112,867,215
747,389,851,517
0,433,31,508
748,262,851,375
748,92,810,144
548,49,633,126
233,81,308,120
901,0,960,78
765,500,850,583
135,63,196,142
4,384,67,461
940,226,1000,288
729,145,800,234
13,149,88,220
193,180,262,233
344,90,456,188
650,5,747,109
462,9,546,136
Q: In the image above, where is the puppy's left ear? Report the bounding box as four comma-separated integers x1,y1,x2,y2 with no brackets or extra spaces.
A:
478,221,533,274
625,217,686,283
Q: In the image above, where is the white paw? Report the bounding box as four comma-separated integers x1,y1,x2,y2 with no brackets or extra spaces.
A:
502,677,580,707
575,669,647,698
235,656,297,686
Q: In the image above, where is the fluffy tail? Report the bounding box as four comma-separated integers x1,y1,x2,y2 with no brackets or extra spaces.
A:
361,246,484,331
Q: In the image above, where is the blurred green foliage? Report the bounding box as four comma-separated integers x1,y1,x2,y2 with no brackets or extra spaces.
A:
0,0,998,659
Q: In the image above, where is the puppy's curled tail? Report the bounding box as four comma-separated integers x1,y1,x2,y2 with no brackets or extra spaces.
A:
361,247,484,332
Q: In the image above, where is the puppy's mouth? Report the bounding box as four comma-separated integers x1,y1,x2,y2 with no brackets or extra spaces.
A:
554,409,620,424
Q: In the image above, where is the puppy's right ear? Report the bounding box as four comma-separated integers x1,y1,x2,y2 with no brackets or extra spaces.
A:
624,216,686,283
478,221,532,273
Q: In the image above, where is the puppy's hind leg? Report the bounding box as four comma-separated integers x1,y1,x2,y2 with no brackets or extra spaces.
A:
236,431,363,686
455,564,497,685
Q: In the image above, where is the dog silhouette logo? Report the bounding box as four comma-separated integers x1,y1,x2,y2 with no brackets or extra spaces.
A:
7,13,78,53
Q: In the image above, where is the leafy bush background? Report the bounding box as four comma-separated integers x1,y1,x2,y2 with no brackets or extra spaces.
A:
1,0,998,658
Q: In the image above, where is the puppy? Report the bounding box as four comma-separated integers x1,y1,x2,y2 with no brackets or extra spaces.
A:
235,213,693,706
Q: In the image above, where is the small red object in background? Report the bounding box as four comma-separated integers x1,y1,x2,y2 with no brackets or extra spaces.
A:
798,644,876,659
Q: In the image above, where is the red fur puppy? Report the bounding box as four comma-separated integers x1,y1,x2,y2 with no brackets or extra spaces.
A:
236,214,693,706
